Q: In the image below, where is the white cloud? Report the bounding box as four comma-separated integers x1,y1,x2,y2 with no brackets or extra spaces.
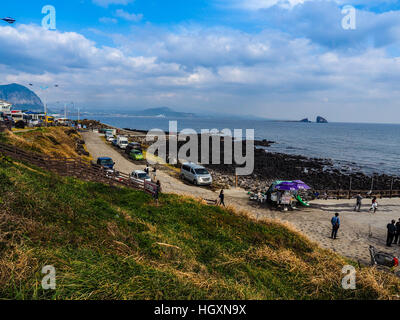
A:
115,9,143,22
99,17,118,24
218,0,308,10
1,22,400,122
92,0,133,7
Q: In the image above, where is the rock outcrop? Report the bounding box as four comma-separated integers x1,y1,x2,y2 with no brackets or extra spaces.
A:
316,116,328,123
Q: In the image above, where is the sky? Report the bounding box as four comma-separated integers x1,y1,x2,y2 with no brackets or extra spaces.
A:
1,0,400,123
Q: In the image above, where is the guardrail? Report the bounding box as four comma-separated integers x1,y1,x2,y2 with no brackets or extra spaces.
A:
0,142,158,195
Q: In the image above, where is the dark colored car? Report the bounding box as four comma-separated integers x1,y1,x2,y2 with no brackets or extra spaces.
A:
96,157,115,169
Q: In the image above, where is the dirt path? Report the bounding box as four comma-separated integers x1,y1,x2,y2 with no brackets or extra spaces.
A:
82,131,400,265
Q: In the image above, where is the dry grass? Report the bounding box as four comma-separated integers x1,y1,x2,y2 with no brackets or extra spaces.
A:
3,127,90,161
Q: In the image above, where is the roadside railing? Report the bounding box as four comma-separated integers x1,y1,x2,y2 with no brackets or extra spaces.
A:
0,142,158,195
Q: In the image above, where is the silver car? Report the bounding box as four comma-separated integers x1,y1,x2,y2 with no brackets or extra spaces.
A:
180,163,212,186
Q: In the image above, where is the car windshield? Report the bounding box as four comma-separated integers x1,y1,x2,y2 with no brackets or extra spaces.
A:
137,173,150,179
194,168,209,175
100,159,113,165
133,151,142,155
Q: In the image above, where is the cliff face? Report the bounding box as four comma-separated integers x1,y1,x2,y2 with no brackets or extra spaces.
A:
0,83,44,111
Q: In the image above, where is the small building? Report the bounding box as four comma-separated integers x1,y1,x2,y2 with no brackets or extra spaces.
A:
0,99,12,116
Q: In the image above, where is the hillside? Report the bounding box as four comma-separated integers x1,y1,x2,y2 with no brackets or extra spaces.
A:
0,130,399,299
2,127,91,161
0,83,44,111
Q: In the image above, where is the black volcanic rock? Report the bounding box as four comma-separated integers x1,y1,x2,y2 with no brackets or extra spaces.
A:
300,118,311,123
316,116,328,123
0,83,44,111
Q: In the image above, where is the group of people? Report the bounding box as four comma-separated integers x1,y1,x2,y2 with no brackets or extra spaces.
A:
354,194,378,213
144,164,157,181
386,219,400,247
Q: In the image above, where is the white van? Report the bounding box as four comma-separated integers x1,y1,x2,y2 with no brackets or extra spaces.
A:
180,163,212,186
117,136,129,149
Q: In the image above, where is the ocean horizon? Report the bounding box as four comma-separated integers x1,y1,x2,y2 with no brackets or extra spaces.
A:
75,114,400,177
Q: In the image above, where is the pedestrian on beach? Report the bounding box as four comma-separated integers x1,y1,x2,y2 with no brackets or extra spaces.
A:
144,164,149,174
354,194,363,212
369,197,378,213
152,167,157,181
386,220,396,247
394,218,400,245
218,190,225,207
331,213,340,239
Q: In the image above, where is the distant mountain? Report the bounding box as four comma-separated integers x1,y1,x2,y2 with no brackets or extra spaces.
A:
0,83,44,111
133,107,196,118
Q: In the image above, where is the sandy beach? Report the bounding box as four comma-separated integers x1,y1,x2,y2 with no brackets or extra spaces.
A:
226,192,400,265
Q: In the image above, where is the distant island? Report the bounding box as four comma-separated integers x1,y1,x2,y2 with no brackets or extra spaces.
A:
316,116,328,123
298,116,328,123
130,107,196,118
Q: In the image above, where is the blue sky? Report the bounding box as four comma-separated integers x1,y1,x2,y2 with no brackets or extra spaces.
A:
1,0,400,122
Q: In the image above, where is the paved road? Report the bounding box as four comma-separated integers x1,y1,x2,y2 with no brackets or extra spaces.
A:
81,131,220,199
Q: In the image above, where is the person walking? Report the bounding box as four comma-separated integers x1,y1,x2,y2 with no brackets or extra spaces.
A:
331,213,340,239
151,167,157,181
218,190,225,207
354,194,363,212
153,182,160,205
394,218,400,245
386,220,396,247
369,197,378,213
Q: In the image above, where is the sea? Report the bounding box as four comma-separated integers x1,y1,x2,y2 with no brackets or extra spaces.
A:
81,115,400,176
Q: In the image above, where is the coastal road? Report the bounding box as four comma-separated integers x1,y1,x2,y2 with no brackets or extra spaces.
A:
82,130,400,265
81,131,220,200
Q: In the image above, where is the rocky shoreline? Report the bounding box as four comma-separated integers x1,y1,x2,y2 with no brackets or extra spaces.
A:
80,120,400,193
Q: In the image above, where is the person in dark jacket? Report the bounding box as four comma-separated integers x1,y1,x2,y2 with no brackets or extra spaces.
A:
354,194,362,212
394,218,400,245
387,220,397,247
218,190,225,207
331,213,340,239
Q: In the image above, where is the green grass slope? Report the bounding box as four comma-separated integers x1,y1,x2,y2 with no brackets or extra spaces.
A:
0,156,399,300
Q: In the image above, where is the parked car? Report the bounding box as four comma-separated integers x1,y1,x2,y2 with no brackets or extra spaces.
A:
96,157,115,170
111,139,118,147
180,162,212,186
106,135,115,142
125,142,142,155
131,170,151,183
129,149,144,161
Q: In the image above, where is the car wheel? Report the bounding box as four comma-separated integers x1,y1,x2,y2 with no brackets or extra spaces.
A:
193,179,197,185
